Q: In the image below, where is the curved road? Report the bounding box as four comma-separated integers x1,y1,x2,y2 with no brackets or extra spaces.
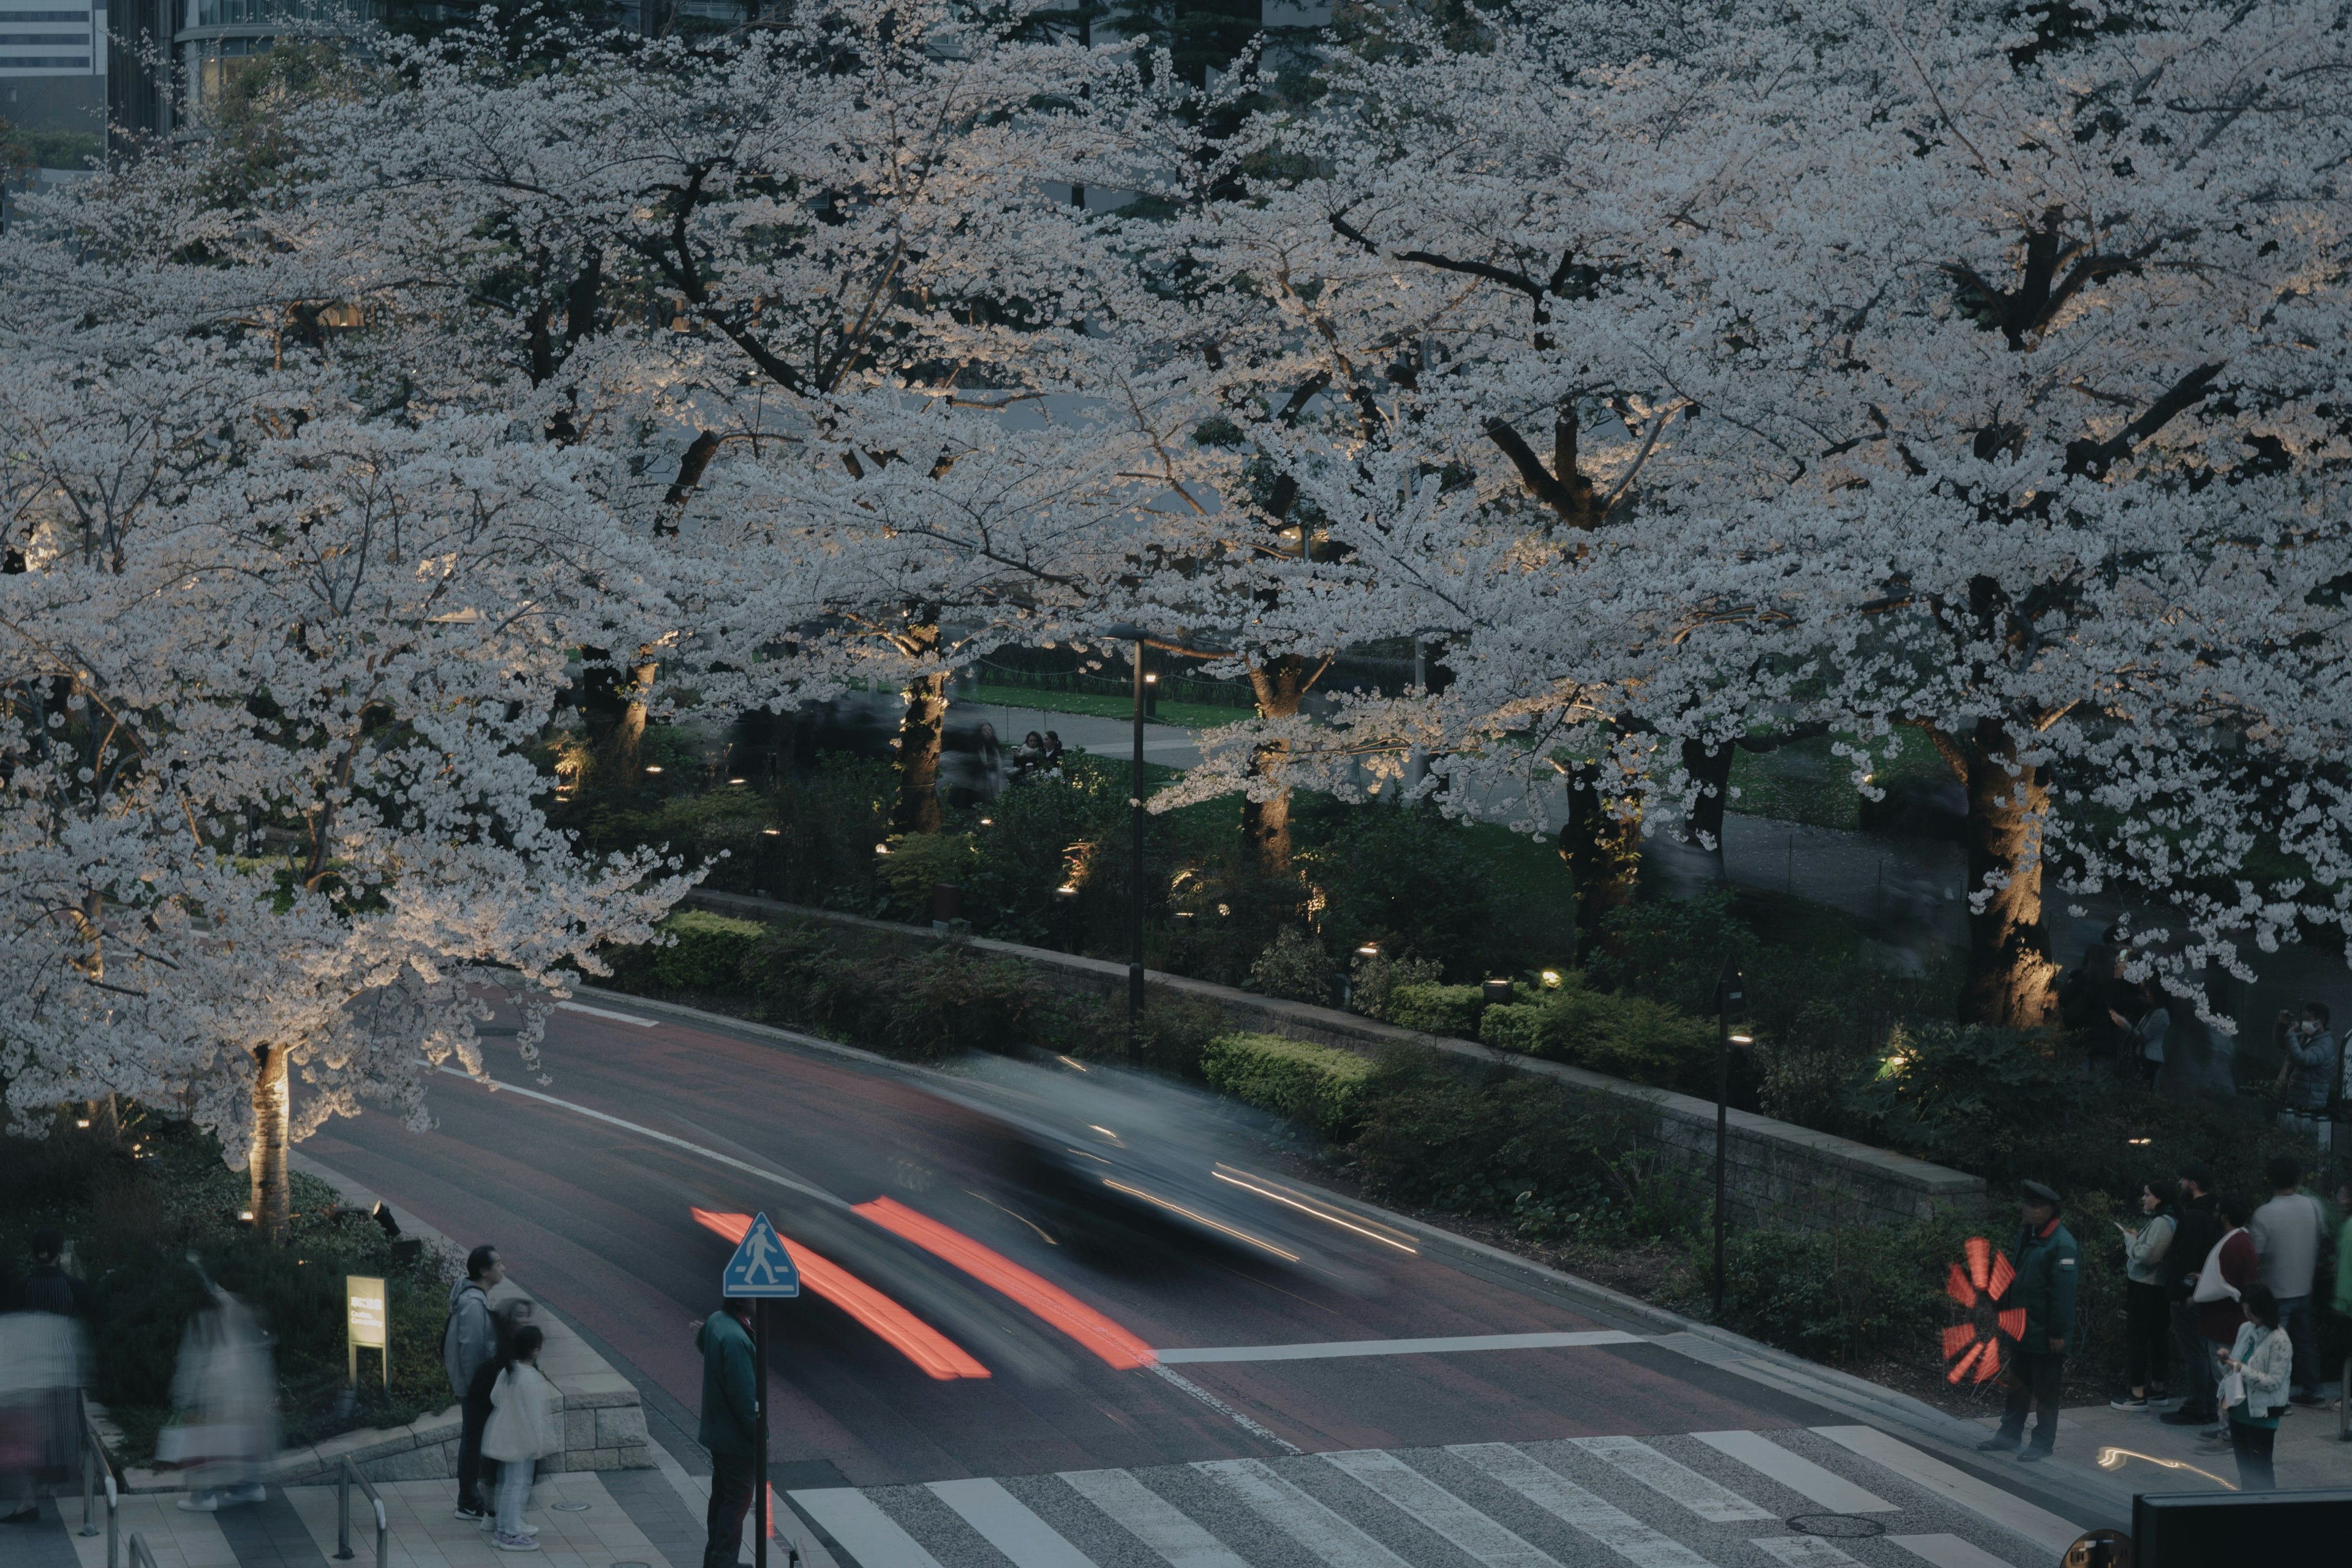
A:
304,992,2119,1557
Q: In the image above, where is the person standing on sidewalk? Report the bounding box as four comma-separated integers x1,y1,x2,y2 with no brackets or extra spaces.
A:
1979,1182,2078,1461
446,1245,505,1522
696,1299,759,1568
2274,1002,2336,1145
2112,1182,2177,1410
2182,1194,2260,1442
2220,1284,2294,1491
481,1326,559,1552
2250,1156,2328,1406
2162,1167,2225,1427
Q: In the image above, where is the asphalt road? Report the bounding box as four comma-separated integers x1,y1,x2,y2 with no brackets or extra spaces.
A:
303,995,2118,1564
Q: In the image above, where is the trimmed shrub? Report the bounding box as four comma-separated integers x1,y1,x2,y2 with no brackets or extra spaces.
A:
1250,927,1334,1004
1475,987,1716,1094
881,947,1047,1060
1478,1003,1547,1054
649,910,769,992
1387,983,1484,1038
1199,1033,1373,1137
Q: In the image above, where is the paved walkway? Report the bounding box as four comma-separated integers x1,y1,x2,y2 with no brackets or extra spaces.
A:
4,1467,837,1568
1972,1399,2351,1494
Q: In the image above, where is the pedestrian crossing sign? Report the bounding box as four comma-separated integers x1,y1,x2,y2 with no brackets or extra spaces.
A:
722,1211,801,1298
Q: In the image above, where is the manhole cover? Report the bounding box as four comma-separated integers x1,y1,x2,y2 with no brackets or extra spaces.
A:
550,1502,592,1513
1787,1514,1886,1539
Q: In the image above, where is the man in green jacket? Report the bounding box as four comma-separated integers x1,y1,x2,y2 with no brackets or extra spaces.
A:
697,1300,760,1568
1980,1181,2079,1462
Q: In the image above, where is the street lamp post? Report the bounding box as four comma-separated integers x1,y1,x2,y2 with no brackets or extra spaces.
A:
1128,636,1145,1061
1712,954,1750,1321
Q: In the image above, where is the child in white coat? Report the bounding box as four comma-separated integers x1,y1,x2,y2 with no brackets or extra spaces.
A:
481,1326,561,1550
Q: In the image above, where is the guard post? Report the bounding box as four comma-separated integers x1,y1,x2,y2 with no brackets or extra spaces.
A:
345,1275,388,1390
721,1213,800,1568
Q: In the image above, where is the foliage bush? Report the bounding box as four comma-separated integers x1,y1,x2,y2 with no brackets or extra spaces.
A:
1249,926,1335,1004
1385,982,1485,1038
879,947,1048,1060
1347,947,1444,1022
648,910,769,992
1198,1033,1373,1139
1300,806,1502,979
0,1117,458,1460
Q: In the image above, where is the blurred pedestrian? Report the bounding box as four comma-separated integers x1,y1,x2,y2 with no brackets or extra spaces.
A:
167,1281,277,1512
2250,1155,2327,1406
481,1325,559,1552
2332,1174,2352,1417
447,1244,505,1523
2184,1193,2260,1441
1,1230,90,1523
2161,1166,2225,1427
2220,1284,2293,1490
2111,1182,2176,1410
1978,1182,2078,1461
2108,983,2167,1088
2274,1001,2335,1145
696,1299,758,1568
974,722,1004,802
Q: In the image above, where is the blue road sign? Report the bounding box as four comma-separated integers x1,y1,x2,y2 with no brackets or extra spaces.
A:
722,1212,801,1298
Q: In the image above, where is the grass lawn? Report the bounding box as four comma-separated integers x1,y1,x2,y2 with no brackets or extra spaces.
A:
967,682,1250,730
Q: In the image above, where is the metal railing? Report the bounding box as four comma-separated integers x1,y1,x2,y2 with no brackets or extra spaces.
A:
334,1455,388,1568
126,1532,159,1568
79,1393,119,1568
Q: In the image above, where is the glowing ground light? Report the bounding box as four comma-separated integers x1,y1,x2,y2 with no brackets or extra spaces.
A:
689,1208,989,1381
1942,1235,2027,1384
2096,1446,2236,1490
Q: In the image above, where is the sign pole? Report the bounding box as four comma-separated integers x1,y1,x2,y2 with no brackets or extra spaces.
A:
754,1298,769,1568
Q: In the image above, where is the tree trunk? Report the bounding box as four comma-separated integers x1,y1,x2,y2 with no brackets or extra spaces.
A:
249,1044,290,1237
1244,657,1308,874
1679,738,1734,882
889,671,948,835
1560,758,1640,954
611,658,658,786
1956,718,2058,1028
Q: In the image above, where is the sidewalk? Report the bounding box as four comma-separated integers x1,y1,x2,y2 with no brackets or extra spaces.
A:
1973,1400,2352,1495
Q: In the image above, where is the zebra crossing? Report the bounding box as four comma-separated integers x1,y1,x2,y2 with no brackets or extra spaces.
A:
785,1426,2073,1568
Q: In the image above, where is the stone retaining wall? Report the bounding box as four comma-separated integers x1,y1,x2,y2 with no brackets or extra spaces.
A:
684,891,1986,1231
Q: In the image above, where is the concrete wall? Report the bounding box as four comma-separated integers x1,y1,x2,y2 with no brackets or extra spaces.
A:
685,891,1987,1232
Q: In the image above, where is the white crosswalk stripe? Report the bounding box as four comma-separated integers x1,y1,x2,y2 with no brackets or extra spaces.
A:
1319,1449,1562,1568
927,1477,1099,1567
1567,1436,1776,1523
1447,1444,1716,1568
1057,1469,1250,1568
1688,1430,1894,1513
783,1428,2065,1568
1193,1457,1415,1567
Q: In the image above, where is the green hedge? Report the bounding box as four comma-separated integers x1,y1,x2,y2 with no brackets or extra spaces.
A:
1199,1033,1374,1138
1479,987,1716,1093
1386,983,1485,1038
649,909,769,992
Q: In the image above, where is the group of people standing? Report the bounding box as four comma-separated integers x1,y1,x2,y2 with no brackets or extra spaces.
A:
443,1245,560,1552
2108,1159,2348,1488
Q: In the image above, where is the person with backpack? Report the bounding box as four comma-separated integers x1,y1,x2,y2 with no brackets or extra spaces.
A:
481,1326,560,1552
2250,1155,2328,1406
445,1245,505,1522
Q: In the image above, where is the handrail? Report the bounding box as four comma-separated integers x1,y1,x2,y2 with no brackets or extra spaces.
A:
334,1455,388,1568
79,1392,119,1568
126,1532,159,1568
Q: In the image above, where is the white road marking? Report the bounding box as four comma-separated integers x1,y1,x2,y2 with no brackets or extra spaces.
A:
1193,1459,1413,1568
1058,1470,1249,1568
1156,1331,1644,1363
1319,1450,1562,1567
554,999,660,1026
927,1479,1099,1568
1148,1362,1305,1455
1747,1540,1864,1567
1567,1436,1774,1522
1688,1431,1893,1514
433,1066,844,1209
1447,1444,1715,1568
1887,1534,2017,1568
788,1488,944,1568
1812,1427,2081,1556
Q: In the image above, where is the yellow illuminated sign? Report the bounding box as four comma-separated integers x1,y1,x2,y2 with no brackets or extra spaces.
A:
347,1275,388,1388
